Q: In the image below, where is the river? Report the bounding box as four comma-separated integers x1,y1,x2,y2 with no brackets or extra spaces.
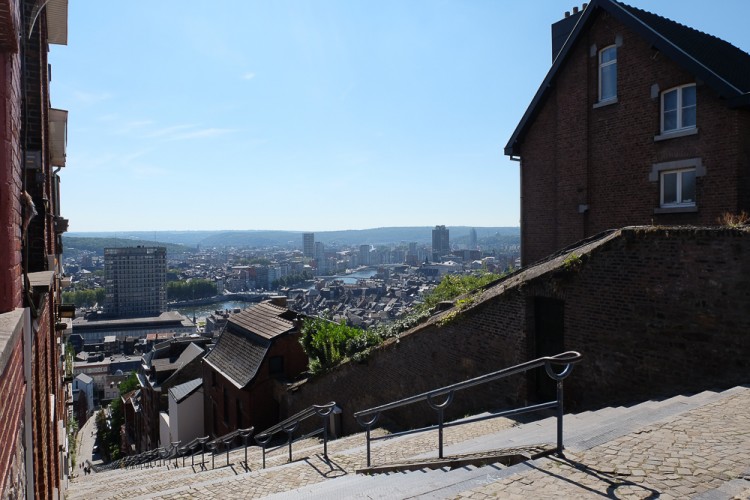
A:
175,301,250,323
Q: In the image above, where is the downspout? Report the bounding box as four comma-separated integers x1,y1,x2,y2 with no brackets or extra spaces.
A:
23,307,35,500
509,154,523,267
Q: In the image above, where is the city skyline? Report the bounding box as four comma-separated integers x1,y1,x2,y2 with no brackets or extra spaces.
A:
51,1,749,232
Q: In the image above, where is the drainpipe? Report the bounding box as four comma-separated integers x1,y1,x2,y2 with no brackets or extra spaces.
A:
23,307,35,500
510,155,524,267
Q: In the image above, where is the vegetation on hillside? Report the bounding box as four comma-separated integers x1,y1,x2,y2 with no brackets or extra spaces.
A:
417,272,503,313
62,288,105,307
62,236,194,257
166,279,217,301
300,318,380,374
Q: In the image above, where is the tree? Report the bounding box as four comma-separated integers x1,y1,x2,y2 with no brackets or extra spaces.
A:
166,279,217,301
62,287,106,307
299,318,378,374
418,271,503,313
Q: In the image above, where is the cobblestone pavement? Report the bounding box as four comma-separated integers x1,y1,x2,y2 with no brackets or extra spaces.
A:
454,389,750,499
67,388,750,499
145,415,522,499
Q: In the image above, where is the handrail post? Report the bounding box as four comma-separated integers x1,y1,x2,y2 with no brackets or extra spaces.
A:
556,378,564,456
287,429,294,462
322,412,329,460
262,444,266,469
366,427,371,467
438,407,444,459
244,436,249,471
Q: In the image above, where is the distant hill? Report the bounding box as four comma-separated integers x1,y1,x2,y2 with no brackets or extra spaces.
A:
65,226,519,249
62,236,196,256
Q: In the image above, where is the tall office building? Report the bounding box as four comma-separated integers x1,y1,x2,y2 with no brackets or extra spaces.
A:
315,241,327,273
104,247,167,317
432,225,450,261
469,228,478,250
303,233,315,258
359,244,371,266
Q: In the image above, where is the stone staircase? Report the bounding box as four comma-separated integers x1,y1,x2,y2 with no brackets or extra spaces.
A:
66,385,750,499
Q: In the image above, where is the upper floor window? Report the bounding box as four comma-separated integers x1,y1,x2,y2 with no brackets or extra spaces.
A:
598,45,617,102
661,84,696,133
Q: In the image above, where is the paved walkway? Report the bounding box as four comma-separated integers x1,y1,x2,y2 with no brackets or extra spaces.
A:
67,387,750,499
454,388,750,499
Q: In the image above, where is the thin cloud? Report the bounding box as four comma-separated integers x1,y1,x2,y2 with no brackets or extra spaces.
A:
171,128,236,140
72,90,112,105
129,164,168,179
241,72,256,80
148,124,196,139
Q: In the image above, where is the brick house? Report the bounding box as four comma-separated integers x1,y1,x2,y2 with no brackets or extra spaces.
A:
0,0,70,497
202,299,308,437
505,0,750,265
135,338,207,452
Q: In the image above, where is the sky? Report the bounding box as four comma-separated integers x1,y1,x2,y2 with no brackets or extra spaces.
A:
50,1,749,233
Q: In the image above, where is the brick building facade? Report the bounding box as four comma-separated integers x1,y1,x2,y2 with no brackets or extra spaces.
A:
0,0,69,497
505,0,750,265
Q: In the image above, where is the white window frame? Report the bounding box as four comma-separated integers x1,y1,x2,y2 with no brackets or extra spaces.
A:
649,158,705,214
598,45,617,103
660,83,696,134
659,168,696,208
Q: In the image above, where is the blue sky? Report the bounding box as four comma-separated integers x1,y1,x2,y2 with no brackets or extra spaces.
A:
51,1,749,232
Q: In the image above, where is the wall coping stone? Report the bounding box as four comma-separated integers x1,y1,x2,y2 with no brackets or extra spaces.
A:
0,308,24,375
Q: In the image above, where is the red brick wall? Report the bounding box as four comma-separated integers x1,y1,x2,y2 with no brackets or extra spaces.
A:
519,11,750,265
284,227,750,435
0,327,25,497
0,38,22,314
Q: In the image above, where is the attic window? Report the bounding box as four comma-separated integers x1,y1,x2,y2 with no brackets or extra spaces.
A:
598,45,617,103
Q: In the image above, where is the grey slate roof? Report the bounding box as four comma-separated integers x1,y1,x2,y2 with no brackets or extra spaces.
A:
203,327,271,389
505,0,750,156
169,377,202,404
620,3,750,95
227,302,295,340
204,301,299,389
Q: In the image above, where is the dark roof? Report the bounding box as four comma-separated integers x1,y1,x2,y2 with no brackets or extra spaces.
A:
169,378,202,404
505,0,750,157
204,301,300,389
227,302,295,340
203,328,270,389
619,4,750,95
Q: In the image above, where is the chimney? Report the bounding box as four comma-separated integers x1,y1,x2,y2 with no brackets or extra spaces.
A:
269,295,288,308
551,4,587,62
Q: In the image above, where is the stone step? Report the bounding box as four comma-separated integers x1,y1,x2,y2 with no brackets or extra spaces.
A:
65,386,744,499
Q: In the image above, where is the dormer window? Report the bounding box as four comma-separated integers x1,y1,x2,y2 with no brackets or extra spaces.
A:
598,45,617,102
661,84,696,133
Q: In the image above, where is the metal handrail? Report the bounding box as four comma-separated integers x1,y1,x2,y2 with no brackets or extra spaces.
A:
254,402,337,469
354,351,582,467
205,427,254,470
